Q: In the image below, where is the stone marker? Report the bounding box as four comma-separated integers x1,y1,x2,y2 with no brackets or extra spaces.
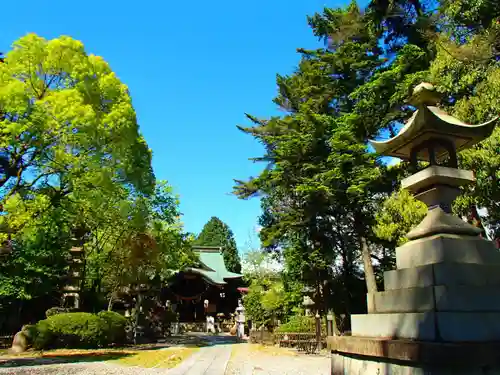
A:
10,331,28,353
329,83,500,374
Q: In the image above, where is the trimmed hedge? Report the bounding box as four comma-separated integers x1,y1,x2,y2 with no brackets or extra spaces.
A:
33,311,127,349
97,311,127,345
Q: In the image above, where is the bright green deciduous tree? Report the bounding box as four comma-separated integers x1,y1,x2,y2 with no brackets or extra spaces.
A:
0,33,154,243
374,188,427,247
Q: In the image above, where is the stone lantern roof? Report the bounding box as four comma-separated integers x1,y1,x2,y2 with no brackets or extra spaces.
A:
369,83,497,164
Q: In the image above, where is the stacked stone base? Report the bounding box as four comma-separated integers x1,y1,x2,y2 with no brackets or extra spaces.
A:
330,336,500,375
355,233,500,342
330,232,500,374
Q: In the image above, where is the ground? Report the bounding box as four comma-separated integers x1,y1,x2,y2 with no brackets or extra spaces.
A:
0,335,330,375
225,343,330,375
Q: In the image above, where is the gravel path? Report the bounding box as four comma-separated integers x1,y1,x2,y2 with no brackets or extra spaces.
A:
225,344,330,375
0,339,330,375
0,361,170,375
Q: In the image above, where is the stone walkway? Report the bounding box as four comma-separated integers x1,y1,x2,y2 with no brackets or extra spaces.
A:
0,335,330,375
225,343,330,375
166,344,232,375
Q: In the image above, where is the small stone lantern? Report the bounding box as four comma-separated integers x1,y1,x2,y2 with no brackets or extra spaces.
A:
330,83,500,374
302,286,315,316
235,299,245,339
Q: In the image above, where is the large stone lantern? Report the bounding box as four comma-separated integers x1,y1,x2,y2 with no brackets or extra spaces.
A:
329,83,500,374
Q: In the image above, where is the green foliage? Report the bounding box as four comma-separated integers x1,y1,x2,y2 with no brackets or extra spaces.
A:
21,324,37,345
33,319,54,350
243,283,273,328
97,311,127,345
241,248,293,328
234,0,500,327
374,189,427,246
0,213,70,301
194,216,241,273
46,307,72,318
33,312,126,349
0,34,155,240
276,314,324,334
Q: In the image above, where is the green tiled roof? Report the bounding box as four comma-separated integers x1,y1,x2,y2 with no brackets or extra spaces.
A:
185,246,242,285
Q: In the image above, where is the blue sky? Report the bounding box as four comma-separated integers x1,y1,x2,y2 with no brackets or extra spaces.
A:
1,0,361,253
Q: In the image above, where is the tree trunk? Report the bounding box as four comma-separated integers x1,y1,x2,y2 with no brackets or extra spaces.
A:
468,205,487,238
360,235,378,293
107,291,115,311
133,292,143,345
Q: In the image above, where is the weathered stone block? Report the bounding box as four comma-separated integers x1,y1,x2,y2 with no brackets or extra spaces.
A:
367,287,434,313
435,285,500,312
384,266,434,290
396,234,500,269
352,311,500,342
384,263,500,290
437,312,500,342
370,284,500,314
351,313,436,341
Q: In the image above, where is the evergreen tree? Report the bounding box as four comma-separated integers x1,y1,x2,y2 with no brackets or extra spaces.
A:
234,0,500,327
194,217,242,273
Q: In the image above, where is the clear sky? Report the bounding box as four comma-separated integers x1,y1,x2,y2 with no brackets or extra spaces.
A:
1,0,359,253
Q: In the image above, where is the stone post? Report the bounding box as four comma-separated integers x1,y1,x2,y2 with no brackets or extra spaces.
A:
315,312,322,351
326,311,334,337
236,299,245,339
329,83,500,374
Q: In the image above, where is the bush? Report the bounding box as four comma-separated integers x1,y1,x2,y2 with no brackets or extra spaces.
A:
33,319,54,350
34,312,112,349
12,324,39,349
276,314,325,334
97,311,127,345
45,307,70,318
21,324,37,344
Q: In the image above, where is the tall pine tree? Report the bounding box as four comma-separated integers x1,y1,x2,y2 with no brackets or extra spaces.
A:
234,0,500,327
194,217,242,274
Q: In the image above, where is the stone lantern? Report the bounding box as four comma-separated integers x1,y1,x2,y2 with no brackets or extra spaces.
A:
302,286,315,316
330,83,500,374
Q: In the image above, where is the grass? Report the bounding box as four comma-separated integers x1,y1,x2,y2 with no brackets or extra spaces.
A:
112,347,197,369
0,347,198,369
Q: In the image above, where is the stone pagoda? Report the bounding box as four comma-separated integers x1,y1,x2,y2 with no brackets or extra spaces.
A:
329,83,500,374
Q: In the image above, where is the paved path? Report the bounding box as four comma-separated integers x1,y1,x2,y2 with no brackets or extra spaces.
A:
0,335,329,375
166,344,232,375
225,344,330,375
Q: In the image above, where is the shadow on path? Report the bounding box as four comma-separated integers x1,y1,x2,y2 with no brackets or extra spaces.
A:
0,352,132,368
160,333,240,347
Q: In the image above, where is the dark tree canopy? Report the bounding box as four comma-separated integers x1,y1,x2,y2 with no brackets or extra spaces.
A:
194,217,242,274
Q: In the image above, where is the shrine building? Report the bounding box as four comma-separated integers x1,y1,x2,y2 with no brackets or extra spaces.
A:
162,246,245,324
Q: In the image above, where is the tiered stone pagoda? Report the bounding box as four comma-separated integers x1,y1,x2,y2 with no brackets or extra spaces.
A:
329,83,500,374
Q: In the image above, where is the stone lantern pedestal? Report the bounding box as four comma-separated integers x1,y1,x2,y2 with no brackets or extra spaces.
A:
329,83,500,374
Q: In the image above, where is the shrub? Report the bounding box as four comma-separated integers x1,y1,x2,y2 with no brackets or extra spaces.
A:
33,311,128,350
34,312,108,349
33,319,54,350
97,311,127,345
21,324,37,345
45,307,70,318
276,314,326,334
